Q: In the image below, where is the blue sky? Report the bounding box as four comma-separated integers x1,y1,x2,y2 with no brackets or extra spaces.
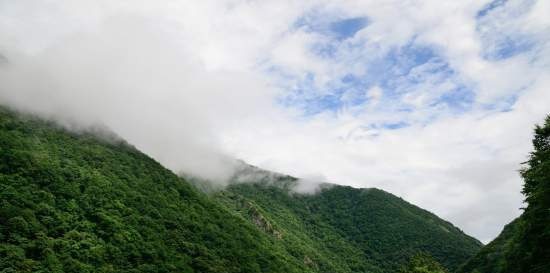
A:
273,4,533,126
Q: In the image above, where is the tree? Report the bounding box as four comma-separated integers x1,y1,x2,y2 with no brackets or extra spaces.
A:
514,114,550,273
398,253,449,273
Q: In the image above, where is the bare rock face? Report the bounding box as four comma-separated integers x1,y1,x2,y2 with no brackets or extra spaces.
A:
304,255,319,270
244,201,283,239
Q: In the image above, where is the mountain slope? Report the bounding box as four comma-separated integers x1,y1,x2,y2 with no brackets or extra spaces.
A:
0,106,482,273
457,217,523,273
215,169,482,272
0,107,314,273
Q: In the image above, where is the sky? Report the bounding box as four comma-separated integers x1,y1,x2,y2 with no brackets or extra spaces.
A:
0,0,549,243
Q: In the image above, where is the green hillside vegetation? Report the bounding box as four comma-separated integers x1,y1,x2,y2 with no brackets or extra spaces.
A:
398,253,449,273
0,107,313,273
216,177,482,273
0,106,483,273
458,115,550,273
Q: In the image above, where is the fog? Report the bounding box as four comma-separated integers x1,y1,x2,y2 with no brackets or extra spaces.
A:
0,12,277,184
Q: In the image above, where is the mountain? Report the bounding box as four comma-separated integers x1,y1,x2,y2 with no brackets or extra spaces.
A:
458,115,550,273
214,167,482,273
0,106,481,272
0,107,313,273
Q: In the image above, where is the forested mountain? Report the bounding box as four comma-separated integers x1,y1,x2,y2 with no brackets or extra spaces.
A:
0,106,482,273
0,107,314,273
215,172,482,273
458,115,550,273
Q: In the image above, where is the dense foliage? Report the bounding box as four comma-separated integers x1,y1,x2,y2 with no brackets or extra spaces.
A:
516,115,550,272
218,177,482,272
0,108,312,273
459,115,550,273
397,253,449,273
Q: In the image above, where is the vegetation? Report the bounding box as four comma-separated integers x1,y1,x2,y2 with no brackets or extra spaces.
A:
398,253,449,273
0,107,312,273
217,178,482,272
459,115,550,273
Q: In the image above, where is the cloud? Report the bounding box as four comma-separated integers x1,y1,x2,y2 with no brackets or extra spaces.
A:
0,2,279,183
1,0,549,244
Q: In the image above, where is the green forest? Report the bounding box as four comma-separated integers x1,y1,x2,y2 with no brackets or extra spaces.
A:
0,105,548,273
0,108,312,273
216,177,481,272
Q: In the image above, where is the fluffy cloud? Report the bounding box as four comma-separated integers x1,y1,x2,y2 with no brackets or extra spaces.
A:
0,0,549,243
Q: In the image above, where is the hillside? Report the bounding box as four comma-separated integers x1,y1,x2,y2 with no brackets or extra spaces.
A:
216,173,482,273
0,107,315,273
457,218,523,273
0,106,482,273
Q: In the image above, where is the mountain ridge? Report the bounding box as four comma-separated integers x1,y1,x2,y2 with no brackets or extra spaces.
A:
0,106,482,272
215,178,482,272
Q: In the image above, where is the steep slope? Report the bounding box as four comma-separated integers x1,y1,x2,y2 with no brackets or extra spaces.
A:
0,107,313,273
458,115,550,273
216,170,483,273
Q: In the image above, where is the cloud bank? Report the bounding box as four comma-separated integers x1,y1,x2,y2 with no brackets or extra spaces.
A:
1,0,549,243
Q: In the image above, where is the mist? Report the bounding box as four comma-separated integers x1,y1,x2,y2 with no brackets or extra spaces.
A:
0,10,276,184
